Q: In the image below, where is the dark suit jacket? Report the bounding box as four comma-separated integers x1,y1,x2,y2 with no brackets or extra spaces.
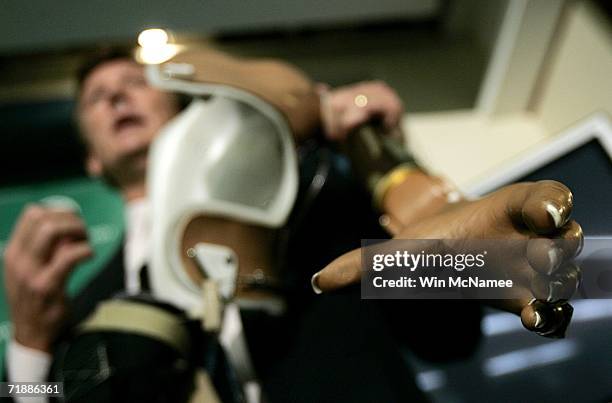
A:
238,143,482,402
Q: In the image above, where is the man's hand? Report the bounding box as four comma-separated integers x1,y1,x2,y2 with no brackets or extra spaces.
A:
312,180,583,337
3,205,92,352
319,81,404,141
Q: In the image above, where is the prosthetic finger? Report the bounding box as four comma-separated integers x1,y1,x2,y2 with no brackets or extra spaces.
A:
530,262,582,302
555,220,584,257
312,239,442,293
526,221,583,276
524,181,574,234
506,180,574,235
521,299,574,338
311,248,362,294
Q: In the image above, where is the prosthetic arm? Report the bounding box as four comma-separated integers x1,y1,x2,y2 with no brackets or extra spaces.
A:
325,123,580,338
145,49,312,323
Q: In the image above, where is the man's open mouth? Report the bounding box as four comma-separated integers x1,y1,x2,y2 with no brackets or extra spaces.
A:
114,114,145,133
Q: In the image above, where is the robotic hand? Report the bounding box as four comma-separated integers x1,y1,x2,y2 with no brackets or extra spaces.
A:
322,123,582,339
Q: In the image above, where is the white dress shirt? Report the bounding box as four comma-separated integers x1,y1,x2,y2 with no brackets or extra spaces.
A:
122,198,151,294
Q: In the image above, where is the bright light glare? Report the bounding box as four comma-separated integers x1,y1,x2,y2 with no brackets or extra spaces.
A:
483,339,578,377
415,370,446,392
138,28,169,48
482,299,612,337
135,28,180,65
136,45,179,65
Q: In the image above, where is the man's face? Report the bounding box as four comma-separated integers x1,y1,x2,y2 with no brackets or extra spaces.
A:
78,58,179,187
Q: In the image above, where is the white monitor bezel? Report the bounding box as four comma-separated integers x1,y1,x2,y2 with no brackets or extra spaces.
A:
465,113,612,197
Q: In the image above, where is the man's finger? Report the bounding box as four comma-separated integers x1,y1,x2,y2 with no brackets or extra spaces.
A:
383,103,403,130
39,241,93,290
340,108,371,137
9,204,47,253
28,213,88,263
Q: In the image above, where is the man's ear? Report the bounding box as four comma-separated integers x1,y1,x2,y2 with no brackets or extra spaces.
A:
86,154,103,177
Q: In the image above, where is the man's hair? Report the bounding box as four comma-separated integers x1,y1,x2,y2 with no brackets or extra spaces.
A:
75,46,134,100
72,46,135,153
74,46,191,110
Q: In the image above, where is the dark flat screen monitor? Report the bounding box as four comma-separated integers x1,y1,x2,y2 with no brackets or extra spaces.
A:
466,114,612,236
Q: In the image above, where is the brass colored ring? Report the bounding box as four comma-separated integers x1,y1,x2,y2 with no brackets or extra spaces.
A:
354,94,368,108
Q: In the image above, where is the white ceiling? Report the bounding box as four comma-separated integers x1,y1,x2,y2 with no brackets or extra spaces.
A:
0,0,440,54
